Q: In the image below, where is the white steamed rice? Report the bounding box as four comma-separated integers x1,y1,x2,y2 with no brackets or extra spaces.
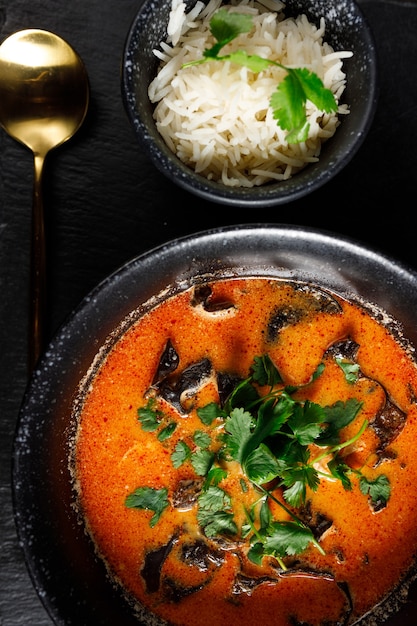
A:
148,0,352,187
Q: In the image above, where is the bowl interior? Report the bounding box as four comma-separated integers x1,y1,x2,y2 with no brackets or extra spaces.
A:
122,0,378,206
13,224,417,625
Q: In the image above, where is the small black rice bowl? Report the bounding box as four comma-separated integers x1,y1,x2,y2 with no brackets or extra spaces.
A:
121,0,378,207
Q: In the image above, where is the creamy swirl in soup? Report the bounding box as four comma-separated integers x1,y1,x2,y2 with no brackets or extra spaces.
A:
73,277,417,626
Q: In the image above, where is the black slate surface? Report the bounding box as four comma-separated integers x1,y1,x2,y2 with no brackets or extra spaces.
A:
1,0,417,624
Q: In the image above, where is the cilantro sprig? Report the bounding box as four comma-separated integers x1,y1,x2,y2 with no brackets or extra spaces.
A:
126,353,391,567
182,9,338,143
216,364,368,515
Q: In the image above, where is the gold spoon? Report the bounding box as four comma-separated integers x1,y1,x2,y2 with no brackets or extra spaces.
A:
0,29,89,373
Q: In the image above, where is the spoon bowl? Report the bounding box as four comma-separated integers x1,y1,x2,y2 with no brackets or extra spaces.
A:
0,29,89,372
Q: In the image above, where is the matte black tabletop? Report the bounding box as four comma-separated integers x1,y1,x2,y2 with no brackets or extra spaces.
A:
1,0,417,624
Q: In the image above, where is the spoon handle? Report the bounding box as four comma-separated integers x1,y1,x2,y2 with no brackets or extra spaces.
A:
29,153,46,373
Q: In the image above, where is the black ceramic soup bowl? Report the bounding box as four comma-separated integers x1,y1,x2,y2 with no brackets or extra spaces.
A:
122,0,378,207
13,224,417,625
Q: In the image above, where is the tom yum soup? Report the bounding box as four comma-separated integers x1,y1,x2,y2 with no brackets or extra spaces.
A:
72,277,417,626
148,0,352,187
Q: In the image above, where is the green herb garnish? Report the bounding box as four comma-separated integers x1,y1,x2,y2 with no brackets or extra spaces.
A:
182,9,338,144
127,354,391,567
197,485,238,537
359,474,391,507
138,398,177,441
125,486,169,527
336,357,361,384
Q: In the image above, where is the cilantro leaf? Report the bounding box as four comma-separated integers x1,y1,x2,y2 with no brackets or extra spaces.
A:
171,440,191,468
197,401,224,425
137,402,160,431
270,71,308,139
223,407,254,463
259,497,272,529
282,479,307,507
312,362,325,381
281,465,320,507
360,474,391,506
125,486,169,527
270,68,337,143
203,467,227,489
318,398,363,445
200,509,238,537
225,378,260,413
244,443,283,483
197,485,238,537
259,393,294,429
285,121,310,145
158,421,177,441
207,8,253,58
129,347,390,563
275,438,310,467
287,400,324,446
247,540,266,565
291,67,337,113
194,430,211,448
138,399,178,441
336,358,360,384
244,395,294,460
263,521,317,558
191,448,215,476
327,456,353,491
252,354,283,387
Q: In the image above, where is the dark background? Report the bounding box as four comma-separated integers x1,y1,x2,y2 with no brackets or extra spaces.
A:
1,0,417,624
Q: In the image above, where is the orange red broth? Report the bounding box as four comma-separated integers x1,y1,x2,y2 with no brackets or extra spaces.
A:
73,277,417,626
